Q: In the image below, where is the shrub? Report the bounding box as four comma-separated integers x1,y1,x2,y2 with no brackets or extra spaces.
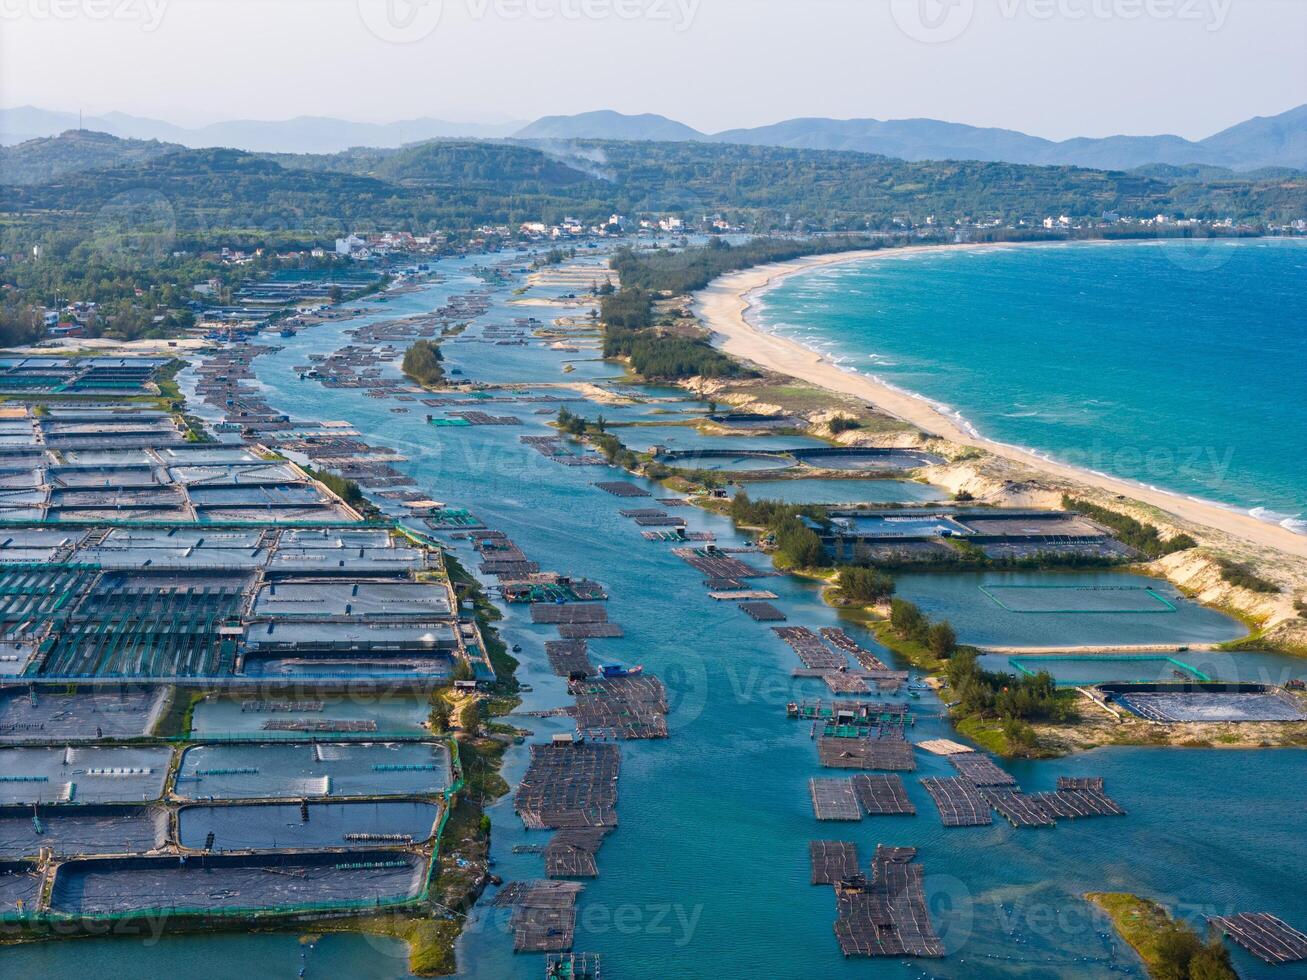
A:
457,699,482,736
889,598,929,642
838,565,896,603
926,621,958,658
1214,558,1281,594
773,517,826,569
1062,496,1195,558
402,339,444,386
829,416,861,434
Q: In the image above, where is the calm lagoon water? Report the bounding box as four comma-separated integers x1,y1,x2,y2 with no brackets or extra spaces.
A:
12,257,1305,979
757,239,1307,532
980,649,1307,687
894,570,1245,649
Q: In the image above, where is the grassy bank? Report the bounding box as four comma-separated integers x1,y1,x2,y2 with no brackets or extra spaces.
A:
1086,893,1236,980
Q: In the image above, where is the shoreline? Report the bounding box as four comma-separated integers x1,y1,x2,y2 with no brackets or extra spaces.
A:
693,242,1307,561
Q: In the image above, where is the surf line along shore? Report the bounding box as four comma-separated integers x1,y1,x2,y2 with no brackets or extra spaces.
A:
692,243,1307,562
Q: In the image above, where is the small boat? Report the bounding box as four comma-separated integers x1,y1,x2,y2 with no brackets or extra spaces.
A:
512,644,523,653
598,664,644,679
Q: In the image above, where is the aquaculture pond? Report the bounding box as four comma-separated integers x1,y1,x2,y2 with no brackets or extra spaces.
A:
189,695,431,738
893,570,1245,649
734,478,946,505
12,258,1303,980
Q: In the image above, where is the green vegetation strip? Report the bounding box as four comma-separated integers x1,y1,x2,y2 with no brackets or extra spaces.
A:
1086,893,1237,980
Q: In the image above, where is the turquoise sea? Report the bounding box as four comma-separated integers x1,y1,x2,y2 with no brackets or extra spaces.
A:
6,254,1306,979
755,239,1307,532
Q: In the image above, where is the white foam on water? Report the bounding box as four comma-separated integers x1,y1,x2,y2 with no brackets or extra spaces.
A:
1250,507,1307,536
742,246,1303,536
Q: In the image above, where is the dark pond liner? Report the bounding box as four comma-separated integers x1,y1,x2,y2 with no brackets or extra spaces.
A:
0,804,168,858
177,800,441,851
49,849,429,915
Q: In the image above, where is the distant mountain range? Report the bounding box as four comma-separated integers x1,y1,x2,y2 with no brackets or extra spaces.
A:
514,110,705,143
3,103,1304,171
511,106,1307,172
0,106,522,154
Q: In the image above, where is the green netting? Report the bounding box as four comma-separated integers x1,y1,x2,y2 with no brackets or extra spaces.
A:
980,584,1178,614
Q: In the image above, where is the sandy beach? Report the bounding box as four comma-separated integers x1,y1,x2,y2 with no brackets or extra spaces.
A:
693,245,1307,560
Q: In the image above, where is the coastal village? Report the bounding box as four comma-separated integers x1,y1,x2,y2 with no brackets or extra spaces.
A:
0,222,1304,980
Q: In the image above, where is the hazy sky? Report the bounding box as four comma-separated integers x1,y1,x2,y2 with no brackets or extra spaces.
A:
2,0,1304,139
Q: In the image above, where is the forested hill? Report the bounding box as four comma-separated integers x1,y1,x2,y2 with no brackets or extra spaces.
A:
3,133,1305,252
0,129,183,185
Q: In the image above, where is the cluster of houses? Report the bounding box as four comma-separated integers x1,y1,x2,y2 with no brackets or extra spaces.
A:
513,212,737,242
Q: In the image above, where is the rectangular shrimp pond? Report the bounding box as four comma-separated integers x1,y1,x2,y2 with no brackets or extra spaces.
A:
894,571,1246,648
174,742,452,800
188,695,431,738
0,687,166,742
0,746,172,804
177,800,441,851
0,804,168,858
732,479,946,505
978,654,1211,687
48,850,429,915
840,514,972,537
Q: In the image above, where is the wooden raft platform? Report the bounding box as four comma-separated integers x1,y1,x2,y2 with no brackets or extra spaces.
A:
709,590,779,602
810,778,862,821
822,673,871,694
982,789,1056,828
833,846,945,958
948,752,1018,787
492,880,584,953
674,547,763,580
741,602,787,622
545,954,601,980
532,604,609,625
514,743,620,830
820,627,891,672
851,774,916,816
1027,785,1126,819
544,827,613,878
921,777,993,827
810,840,860,885
1209,913,1307,964
572,675,668,740
545,640,594,678
620,509,686,527
917,739,973,757
482,559,542,578
595,481,650,498
817,736,916,772
559,623,625,639
773,626,847,670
